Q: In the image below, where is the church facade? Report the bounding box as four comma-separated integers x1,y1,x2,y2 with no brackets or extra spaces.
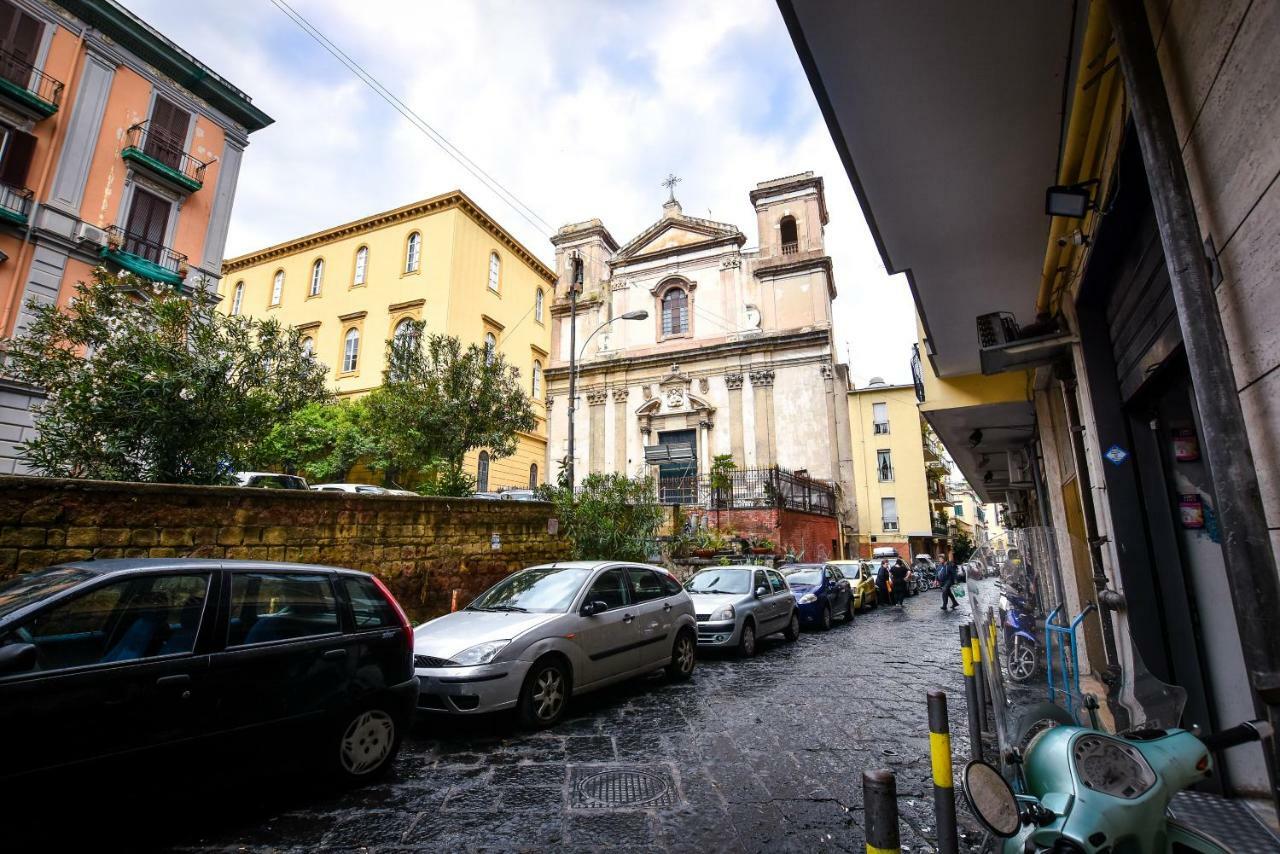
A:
544,173,857,558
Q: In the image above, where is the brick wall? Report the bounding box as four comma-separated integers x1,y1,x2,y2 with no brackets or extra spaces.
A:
0,476,569,621
690,507,840,561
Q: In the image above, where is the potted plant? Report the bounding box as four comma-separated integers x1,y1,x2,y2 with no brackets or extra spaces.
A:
692,527,728,558
107,229,124,250
749,535,776,555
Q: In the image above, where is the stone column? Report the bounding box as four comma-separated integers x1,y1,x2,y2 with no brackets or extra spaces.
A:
750,369,776,468
698,417,714,477
587,389,607,475
725,373,745,465
612,387,629,474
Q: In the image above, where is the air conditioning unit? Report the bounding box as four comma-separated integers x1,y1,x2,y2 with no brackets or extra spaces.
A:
75,223,108,246
975,311,1076,375
1006,450,1034,490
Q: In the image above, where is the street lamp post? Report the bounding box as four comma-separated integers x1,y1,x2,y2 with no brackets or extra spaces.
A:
564,261,647,487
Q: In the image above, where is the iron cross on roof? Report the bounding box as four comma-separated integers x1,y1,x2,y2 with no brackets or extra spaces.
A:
661,173,682,202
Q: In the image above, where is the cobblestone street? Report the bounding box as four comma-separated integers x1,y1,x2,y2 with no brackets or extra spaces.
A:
155,590,976,853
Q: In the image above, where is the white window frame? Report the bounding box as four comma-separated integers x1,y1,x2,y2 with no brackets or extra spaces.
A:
872,402,889,434
876,449,894,482
342,328,360,373
488,251,501,292
405,232,421,273
532,359,543,397
535,288,544,323
309,259,323,297
484,332,497,365
354,246,368,286
270,271,284,306
230,281,244,315
881,496,898,532
301,337,314,360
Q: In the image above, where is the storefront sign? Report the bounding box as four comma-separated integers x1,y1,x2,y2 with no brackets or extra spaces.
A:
1179,494,1205,529
1172,428,1200,462
1105,444,1130,466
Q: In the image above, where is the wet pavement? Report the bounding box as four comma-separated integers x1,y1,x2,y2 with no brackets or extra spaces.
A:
87,591,978,852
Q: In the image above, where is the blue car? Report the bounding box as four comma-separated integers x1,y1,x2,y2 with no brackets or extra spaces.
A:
780,563,854,630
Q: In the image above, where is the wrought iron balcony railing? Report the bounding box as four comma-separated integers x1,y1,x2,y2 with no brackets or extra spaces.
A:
102,225,188,285
658,466,837,516
0,45,63,117
122,122,207,191
0,182,33,225
910,343,926,403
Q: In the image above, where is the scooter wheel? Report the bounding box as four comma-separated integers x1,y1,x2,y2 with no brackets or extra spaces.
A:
1006,638,1038,683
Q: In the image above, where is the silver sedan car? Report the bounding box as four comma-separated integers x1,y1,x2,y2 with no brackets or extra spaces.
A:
413,561,697,728
685,565,799,656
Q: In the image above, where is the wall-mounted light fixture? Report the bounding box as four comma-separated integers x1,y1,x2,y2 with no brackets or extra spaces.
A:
968,429,984,448
1045,179,1100,219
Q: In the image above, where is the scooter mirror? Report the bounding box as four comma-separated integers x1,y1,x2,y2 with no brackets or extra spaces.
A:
961,760,1020,837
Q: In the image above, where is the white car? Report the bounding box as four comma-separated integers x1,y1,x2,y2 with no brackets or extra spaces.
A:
234,472,308,490
311,483,388,495
413,561,697,728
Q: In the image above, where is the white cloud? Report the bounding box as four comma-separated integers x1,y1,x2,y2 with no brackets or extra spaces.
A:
124,0,915,385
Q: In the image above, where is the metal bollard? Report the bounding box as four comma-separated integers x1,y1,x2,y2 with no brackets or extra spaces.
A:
928,691,959,854
970,623,988,735
862,768,900,854
960,624,983,762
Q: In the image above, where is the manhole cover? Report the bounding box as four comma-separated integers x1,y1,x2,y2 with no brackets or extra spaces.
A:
570,767,676,809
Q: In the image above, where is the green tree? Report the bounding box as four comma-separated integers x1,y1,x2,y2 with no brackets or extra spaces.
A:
952,531,975,563
3,268,330,483
247,398,373,483
540,473,664,561
362,322,535,493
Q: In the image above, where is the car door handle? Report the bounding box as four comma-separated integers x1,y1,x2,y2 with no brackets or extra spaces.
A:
322,648,349,660
622,614,635,623
156,674,190,687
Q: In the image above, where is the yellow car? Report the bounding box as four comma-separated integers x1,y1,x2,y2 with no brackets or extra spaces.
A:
826,560,878,611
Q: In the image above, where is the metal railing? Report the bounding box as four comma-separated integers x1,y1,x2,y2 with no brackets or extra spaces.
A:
882,519,899,532
0,182,33,219
911,343,926,403
124,122,207,185
104,225,187,275
0,45,63,108
781,241,799,255
873,421,890,434
658,466,836,515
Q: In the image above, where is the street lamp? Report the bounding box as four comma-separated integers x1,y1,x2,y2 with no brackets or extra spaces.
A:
565,285,648,486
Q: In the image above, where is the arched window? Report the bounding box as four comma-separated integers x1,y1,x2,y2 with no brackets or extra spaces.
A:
531,359,543,398
779,215,798,254
476,451,490,492
535,287,544,323
528,463,538,489
488,251,501,292
230,281,244,315
661,286,689,336
405,232,421,273
353,246,368,286
300,337,314,360
393,317,418,351
309,258,323,296
342,328,360,372
484,332,497,365
270,270,284,306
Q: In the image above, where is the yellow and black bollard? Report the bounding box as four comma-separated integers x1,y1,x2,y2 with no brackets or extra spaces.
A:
960,624,983,762
862,768,900,854
928,691,959,854
970,623,988,735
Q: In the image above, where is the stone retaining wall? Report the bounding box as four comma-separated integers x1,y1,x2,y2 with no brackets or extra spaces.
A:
0,476,569,620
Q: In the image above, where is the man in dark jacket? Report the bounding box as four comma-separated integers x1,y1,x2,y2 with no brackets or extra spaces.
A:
939,558,961,610
890,559,909,607
875,560,891,607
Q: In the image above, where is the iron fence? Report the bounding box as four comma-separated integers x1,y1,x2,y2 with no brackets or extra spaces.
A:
0,182,33,219
659,466,836,515
105,225,188,275
124,122,208,185
910,343,926,403
0,45,63,107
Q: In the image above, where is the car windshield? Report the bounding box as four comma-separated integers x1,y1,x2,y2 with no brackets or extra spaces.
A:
0,566,96,620
685,569,751,595
468,566,591,613
783,570,821,587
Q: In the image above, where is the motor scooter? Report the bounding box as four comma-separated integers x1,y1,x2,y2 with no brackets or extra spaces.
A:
999,591,1038,683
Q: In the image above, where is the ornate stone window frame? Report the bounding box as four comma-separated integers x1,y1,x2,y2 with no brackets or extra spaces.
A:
652,276,695,342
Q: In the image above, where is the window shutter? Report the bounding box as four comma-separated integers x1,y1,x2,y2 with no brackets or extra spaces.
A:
0,128,36,188
0,4,44,69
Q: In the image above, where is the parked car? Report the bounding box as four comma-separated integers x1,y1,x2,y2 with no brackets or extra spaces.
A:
413,561,696,728
312,483,388,495
827,560,878,610
780,563,853,629
0,559,418,784
472,492,503,500
499,489,539,501
234,471,309,490
685,565,798,656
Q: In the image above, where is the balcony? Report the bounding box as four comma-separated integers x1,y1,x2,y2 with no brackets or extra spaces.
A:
658,466,837,516
781,241,799,256
882,519,899,533
0,47,63,119
0,183,33,226
101,226,188,286
121,122,207,193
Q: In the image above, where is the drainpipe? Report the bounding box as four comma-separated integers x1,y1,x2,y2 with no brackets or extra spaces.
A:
1108,0,1280,806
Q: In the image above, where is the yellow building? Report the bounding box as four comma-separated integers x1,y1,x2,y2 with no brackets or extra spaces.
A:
847,379,949,559
220,190,555,491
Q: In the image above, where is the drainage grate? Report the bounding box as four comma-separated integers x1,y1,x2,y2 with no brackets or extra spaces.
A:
1169,791,1280,854
569,766,677,809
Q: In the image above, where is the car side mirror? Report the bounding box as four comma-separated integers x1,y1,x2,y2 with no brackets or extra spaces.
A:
580,600,608,617
755,586,768,598
0,642,37,675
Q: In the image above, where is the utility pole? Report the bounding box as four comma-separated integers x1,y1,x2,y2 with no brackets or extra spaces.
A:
566,253,582,487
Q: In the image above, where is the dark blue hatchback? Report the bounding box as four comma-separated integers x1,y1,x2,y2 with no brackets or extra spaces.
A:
780,563,854,630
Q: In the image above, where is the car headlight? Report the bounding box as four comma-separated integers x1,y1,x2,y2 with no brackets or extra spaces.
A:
712,605,735,621
799,593,818,604
451,639,511,666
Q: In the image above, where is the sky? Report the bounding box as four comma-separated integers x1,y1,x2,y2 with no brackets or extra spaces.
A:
125,0,916,387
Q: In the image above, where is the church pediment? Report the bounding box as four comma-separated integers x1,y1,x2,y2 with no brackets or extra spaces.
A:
614,214,745,263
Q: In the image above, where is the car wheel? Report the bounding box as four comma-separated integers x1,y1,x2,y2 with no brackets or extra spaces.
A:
518,657,570,729
737,620,757,657
331,703,401,784
783,610,800,642
665,629,696,681
845,598,855,623
819,604,832,631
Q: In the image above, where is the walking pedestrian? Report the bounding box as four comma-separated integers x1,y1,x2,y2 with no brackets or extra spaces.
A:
875,560,891,607
890,559,909,607
938,557,960,610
